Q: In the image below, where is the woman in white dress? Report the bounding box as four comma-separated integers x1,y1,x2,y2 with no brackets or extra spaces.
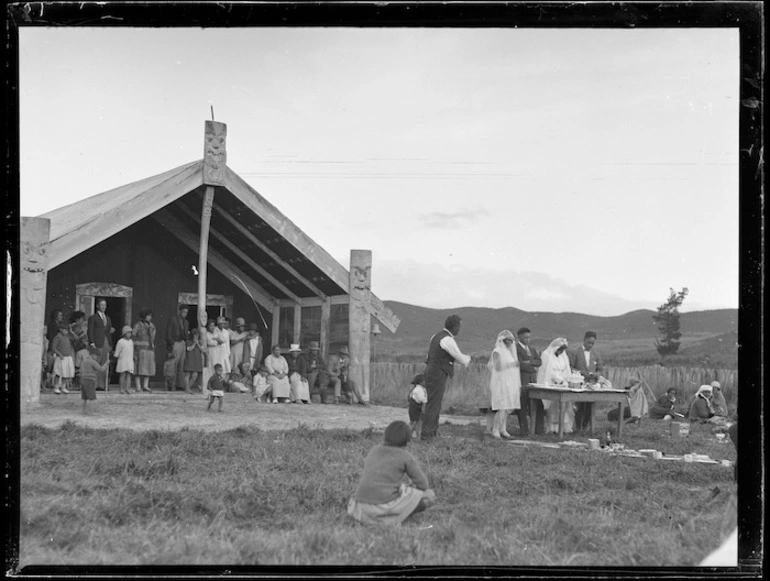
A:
265,344,291,403
486,330,521,439
537,337,575,434
202,319,220,393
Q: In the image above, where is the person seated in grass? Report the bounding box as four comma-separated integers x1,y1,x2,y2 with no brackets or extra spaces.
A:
606,378,649,424
253,364,272,402
207,363,228,412
228,361,255,393
688,384,732,431
80,347,110,415
689,384,715,422
649,387,684,420
347,421,436,526
710,381,728,417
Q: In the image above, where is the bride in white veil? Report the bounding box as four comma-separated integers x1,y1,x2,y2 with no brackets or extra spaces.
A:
537,337,575,434
486,330,521,439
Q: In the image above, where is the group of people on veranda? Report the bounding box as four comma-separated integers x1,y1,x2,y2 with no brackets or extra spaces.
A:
43,301,367,411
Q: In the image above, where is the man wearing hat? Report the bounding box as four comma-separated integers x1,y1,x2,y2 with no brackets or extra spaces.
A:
287,344,311,403
305,341,331,403
165,303,190,391
243,323,263,371
328,345,368,405
229,317,249,373
710,381,728,417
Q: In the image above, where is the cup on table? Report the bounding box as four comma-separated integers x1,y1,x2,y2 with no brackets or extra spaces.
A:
587,438,600,451
683,454,694,463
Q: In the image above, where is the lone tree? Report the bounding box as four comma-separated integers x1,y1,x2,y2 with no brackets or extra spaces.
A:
653,287,689,363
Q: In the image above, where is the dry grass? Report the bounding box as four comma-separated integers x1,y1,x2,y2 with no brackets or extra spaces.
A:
17,418,736,568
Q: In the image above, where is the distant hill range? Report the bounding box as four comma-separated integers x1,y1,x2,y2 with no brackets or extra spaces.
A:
375,302,738,368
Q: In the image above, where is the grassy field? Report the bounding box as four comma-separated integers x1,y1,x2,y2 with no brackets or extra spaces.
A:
18,418,736,568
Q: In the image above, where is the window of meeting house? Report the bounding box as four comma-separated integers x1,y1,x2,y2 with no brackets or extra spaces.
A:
300,306,321,347
328,304,349,354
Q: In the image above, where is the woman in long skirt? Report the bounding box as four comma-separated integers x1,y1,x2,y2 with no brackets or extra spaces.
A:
486,330,521,439
132,309,156,393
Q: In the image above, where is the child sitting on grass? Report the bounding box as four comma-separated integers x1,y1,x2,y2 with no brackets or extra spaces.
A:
253,364,271,402
206,363,228,412
80,347,110,415
347,420,436,526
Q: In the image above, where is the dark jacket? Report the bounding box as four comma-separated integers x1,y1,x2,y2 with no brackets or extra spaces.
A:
426,330,455,377
165,315,190,349
516,342,541,386
288,353,308,379
568,346,603,378
87,312,113,348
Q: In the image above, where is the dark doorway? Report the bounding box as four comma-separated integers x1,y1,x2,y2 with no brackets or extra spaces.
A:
96,296,125,387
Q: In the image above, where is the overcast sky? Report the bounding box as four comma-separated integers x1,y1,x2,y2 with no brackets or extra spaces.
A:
18,27,739,316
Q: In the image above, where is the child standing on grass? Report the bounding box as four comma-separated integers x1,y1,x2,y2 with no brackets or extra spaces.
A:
407,373,428,439
348,420,436,526
51,325,75,394
80,347,110,415
114,326,135,395
163,350,177,392
207,363,227,412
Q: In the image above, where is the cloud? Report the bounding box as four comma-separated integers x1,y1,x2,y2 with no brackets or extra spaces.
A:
420,208,488,229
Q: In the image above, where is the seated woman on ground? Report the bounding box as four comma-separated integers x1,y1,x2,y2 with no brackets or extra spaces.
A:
710,381,729,417
606,377,649,424
649,387,684,420
347,421,435,526
228,361,254,393
688,384,732,430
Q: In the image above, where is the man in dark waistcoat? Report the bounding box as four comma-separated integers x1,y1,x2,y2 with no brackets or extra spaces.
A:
422,314,471,441
515,327,544,436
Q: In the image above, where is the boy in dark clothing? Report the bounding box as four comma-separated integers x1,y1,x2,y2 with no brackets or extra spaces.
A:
207,363,228,412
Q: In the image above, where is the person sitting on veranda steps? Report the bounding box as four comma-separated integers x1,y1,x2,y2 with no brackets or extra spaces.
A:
607,377,649,424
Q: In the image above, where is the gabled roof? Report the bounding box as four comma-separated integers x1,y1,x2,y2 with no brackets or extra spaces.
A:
37,158,400,332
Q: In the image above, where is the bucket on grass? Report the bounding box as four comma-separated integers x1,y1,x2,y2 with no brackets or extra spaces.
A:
587,438,600,451
671,421,690,437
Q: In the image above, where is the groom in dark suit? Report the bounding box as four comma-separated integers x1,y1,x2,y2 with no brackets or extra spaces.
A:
87,298,114,389
568,331,604,431
515,327,544,435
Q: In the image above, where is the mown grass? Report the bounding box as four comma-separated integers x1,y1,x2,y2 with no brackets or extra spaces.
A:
18,419,736,568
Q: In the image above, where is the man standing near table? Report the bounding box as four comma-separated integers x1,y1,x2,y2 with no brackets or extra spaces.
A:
515,327,544,436
568,331,604,432
165,303,190,391
421,315,471,441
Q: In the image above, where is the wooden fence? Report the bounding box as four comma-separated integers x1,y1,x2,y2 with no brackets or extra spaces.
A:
371,362,738,408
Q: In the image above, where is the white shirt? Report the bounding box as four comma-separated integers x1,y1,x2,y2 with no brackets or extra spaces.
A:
583,348,591,368
438,329,471,367
517,341,531,356
410,384,428,404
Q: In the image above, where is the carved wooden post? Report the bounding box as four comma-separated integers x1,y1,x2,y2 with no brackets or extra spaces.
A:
320,297,331,361
20,218,50,411
349,250,372,402
271,307,280,349
293,305,301,345
198,120,227,335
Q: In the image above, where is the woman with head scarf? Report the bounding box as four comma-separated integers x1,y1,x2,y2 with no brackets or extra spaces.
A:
486,330,521,439
689,385,716,421
537,338,575,434
710,381,728,417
